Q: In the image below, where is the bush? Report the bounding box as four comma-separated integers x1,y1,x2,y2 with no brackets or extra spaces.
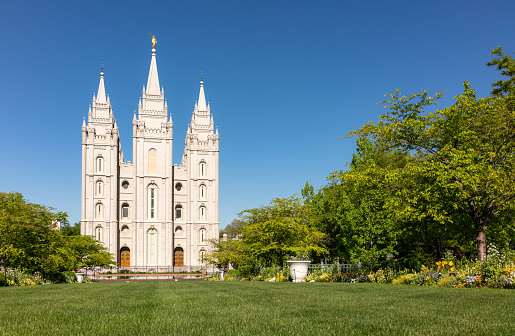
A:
0,273,8,286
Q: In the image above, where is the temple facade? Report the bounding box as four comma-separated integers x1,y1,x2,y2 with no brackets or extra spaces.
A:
80,42,219,269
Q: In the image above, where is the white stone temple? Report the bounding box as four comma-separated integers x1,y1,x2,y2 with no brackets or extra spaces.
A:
80,41,219,269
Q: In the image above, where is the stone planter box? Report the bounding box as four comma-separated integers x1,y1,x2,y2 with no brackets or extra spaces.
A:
287,260,311,282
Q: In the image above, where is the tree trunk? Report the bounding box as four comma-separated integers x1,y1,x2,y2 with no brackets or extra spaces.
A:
0,255,5,273
476,224,486,262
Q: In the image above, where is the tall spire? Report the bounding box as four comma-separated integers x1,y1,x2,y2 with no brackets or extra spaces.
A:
197,73,207,111
97,64,107,104
146,36,160,95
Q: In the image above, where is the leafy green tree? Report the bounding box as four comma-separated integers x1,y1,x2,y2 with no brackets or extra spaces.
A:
61,221,81,236
219,219,246,239
0,192,114,278
487,47,515,109
307,137,406,268
0,192,66,273
347,79,515,261
206,196,327,270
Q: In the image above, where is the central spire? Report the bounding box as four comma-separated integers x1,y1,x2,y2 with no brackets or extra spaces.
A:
146,36,160,96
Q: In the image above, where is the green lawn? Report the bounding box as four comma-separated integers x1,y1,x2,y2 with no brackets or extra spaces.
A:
1,281,514,335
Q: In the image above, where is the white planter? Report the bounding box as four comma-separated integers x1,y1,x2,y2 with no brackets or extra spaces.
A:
75,272,85,283
287,260,311,282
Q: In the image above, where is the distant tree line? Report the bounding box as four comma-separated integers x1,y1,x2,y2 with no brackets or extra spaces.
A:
212,47,515,274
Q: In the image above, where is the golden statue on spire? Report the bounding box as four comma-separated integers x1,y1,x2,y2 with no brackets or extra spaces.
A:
150,33,157,49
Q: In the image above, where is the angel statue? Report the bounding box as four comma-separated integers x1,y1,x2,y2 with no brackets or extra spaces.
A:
150,34,157,49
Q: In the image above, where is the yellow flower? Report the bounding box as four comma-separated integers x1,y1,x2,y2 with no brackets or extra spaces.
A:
421,265,426,268
442,261,448,266
448,261,453,266
450,267,455,272
436,261,441,266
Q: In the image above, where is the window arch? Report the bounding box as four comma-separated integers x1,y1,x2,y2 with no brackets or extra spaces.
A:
199,228,207,243
96,156,104,173
148,148,157,175
95,203,103,219
121,203,129,219
175,204,182,219
199,249,206,264
148,184,158,219
96,180,104,197
121,225,130,235
147,228,158,265
175,183,182,192
199,206,206,221
175,226,183,235
199,161,206,178
199,184,207,200
95,226,103,242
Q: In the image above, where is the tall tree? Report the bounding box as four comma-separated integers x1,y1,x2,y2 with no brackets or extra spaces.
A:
347,78,515,261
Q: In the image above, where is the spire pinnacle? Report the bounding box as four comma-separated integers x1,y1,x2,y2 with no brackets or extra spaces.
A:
96,66,107,104
145,37,160,95
197,74,207,111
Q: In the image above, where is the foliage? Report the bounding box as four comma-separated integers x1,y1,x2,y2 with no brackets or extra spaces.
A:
61,221,81,236
346,79,515,261
487,47,515,109
206,196,327,271
219,219,246,239
0,192,114,284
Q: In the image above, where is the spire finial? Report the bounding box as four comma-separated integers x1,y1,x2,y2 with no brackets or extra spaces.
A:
150,33,157,50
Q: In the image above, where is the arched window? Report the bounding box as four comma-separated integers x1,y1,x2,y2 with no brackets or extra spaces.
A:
147,228,158,265
148,184,157,219
148,148,157,175
199,206,206,221
96,180,104,197
122,181,129,190
175,183,182,192
199,228,207,243
96,156,104,173
95,203,103,219
199,161,206,178
199,184,207,200
199,250,206,264
95,226,103,241
121,225,130,235
175,226,183,236
175,204,182,219
121,203,129,219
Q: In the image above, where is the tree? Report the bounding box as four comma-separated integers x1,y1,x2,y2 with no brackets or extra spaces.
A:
347,78,515,261
0,192,114,277
61,221,81,236
0,192,66,273
206,196,327,271
219,219,247,239
307,137,406,268
487,47,515,109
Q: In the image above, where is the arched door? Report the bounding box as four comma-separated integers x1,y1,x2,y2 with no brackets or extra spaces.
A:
120,247,130,267
174,247,184,266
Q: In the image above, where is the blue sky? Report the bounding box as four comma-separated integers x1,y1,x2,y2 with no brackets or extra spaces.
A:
1,0,514,228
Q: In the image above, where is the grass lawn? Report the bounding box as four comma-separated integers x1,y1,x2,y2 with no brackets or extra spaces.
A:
1,281,514,335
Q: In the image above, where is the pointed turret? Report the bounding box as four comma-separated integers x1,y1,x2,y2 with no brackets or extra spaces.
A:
97,66,107,104
197,75,207,111
146,46,160,95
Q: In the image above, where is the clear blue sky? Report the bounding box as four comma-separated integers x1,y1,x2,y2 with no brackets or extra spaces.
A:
1,0,514,228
